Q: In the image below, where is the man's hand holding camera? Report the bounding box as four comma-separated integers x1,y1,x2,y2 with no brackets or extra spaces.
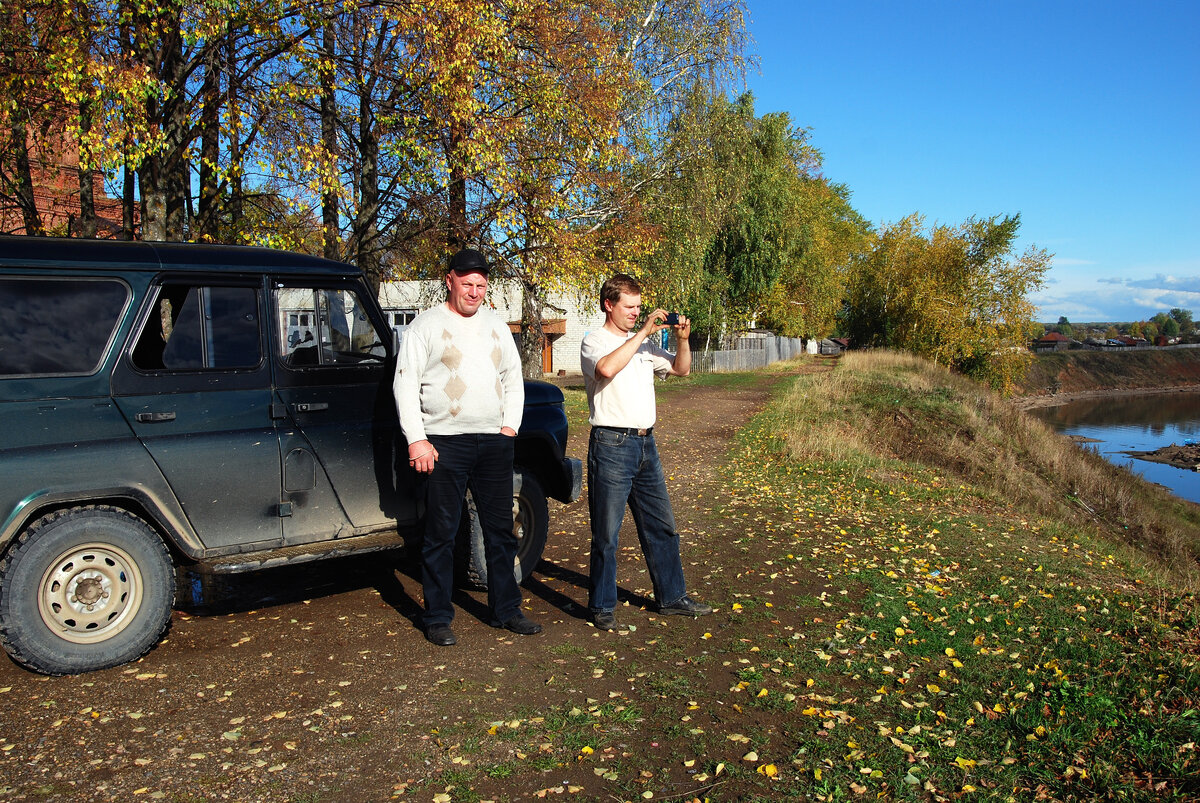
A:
642,308,690,338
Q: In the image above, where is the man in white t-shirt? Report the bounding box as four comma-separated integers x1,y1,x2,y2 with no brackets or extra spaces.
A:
394,248,541,646
580,274,714,631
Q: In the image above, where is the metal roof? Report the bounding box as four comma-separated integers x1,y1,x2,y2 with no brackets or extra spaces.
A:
0,235,361,277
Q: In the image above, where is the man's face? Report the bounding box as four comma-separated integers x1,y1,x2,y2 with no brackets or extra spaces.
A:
606,291,642,332
445,270,488,317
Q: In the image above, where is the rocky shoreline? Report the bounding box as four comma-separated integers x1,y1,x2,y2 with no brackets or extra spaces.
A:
1123,443,1200,472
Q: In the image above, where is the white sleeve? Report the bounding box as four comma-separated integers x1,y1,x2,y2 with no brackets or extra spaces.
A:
393,322,430,444
580,332,605,380
498,322,525,432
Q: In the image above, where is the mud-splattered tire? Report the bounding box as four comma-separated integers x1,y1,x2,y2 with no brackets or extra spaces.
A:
0,506,174,675
461,468,549,589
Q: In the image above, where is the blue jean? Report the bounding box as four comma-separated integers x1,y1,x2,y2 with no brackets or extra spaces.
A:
587,427,687,613
421,434,522,626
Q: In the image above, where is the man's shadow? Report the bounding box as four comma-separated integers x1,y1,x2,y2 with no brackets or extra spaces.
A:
177,541,654,632
522,559,655,619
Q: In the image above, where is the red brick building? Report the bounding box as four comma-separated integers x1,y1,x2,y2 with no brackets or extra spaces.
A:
1,130,127,238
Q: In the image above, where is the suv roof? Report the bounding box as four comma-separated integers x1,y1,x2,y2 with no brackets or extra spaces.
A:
0,235,360,278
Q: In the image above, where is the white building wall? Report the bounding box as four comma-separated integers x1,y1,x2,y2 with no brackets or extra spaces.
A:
376,280,604,374
550,294,606,374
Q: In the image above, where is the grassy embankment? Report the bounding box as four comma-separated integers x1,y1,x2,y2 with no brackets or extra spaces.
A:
725,350,1199,799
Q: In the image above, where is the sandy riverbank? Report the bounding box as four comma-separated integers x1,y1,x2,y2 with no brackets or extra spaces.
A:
1011,384,1200,410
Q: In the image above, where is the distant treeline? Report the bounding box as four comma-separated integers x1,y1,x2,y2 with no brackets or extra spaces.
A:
1037,309,1195,340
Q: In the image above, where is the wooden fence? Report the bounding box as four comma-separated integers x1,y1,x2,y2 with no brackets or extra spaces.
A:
689,335,809,373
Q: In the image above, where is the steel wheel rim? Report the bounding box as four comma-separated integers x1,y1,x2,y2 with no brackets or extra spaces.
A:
37,542,144,644
512,495,529,569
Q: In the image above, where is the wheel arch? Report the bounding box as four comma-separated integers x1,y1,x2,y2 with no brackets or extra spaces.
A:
514,431,582,504
1,489,201,566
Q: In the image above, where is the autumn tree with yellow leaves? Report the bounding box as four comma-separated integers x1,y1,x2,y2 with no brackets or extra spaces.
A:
840,214,1051,392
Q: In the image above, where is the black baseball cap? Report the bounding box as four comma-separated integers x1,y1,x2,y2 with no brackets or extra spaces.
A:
448,248,490,275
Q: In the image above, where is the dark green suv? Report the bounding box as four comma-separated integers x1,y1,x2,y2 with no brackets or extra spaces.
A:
0,236,581,675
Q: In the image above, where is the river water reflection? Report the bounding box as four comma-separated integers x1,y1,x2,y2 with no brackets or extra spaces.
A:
1028,392,1200,504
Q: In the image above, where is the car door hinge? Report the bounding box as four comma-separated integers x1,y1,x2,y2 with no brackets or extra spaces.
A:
277,502,293,517
270,402,288,420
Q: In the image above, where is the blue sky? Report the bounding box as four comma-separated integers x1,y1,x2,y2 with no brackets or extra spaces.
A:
745,0,1199,324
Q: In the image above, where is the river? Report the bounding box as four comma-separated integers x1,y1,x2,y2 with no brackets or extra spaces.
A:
1028,392,1200,504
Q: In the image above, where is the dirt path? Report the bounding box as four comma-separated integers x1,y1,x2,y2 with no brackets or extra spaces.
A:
0,367,822,802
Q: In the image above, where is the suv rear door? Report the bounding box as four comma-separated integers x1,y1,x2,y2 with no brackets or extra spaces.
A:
111,278,286,550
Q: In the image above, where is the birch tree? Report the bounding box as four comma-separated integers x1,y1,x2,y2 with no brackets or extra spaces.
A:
842,214,1050,392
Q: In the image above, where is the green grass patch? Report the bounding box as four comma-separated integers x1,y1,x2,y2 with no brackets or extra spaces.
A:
715,350,1200,800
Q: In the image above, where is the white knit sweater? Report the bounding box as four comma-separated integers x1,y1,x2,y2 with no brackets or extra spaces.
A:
393,303,524,443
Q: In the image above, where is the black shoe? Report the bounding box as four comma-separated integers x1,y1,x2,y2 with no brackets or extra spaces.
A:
501,614,543,636
592,611,619,631
658,595,714,617
425,623,456,646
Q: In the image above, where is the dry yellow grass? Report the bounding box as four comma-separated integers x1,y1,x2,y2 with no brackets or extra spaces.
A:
777,350,1200,587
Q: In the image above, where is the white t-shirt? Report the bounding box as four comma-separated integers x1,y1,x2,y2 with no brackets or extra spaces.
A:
580,328,674,429
393,304,524,442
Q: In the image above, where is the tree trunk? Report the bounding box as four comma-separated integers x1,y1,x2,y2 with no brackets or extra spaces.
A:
197,36,222,240
139,155,166,241
446,122,467,250
9,120,44,236
163,35,187,241
133,7,165,241
76,99,97,238
119,11,136,239
320,20,340,260
134,3,186,242
356,93,382,293
519,277,546,379
122,161,136,239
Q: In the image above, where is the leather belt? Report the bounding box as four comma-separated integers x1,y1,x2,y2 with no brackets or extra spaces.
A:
594,425,653,436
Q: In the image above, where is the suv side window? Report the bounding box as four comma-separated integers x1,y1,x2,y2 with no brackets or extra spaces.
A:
0,277,128,376
132,284,261,371
275,286,385,367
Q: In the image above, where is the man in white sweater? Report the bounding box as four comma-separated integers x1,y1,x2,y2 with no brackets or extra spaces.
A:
393,248,541,646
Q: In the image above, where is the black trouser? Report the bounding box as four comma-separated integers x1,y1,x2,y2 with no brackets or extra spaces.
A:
420,433,521,626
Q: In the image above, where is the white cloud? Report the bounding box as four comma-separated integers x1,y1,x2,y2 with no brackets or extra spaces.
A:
1125,274,1200,294
1034,262,1200,321
1032,282,1200,323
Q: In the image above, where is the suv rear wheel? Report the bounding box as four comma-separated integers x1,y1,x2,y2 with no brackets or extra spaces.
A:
0,506,174,675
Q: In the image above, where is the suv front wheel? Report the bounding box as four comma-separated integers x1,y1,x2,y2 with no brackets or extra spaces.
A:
461,468,549,589
0,506,175,675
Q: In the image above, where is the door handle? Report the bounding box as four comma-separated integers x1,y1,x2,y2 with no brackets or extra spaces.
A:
135,411,176,423
293,402,329,413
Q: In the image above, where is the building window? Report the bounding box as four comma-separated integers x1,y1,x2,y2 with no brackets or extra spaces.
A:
389,309,418,328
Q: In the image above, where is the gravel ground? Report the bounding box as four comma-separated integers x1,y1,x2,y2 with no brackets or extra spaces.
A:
0,369,806,802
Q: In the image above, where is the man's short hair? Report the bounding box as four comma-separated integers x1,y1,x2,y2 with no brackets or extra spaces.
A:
600,274,641,312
